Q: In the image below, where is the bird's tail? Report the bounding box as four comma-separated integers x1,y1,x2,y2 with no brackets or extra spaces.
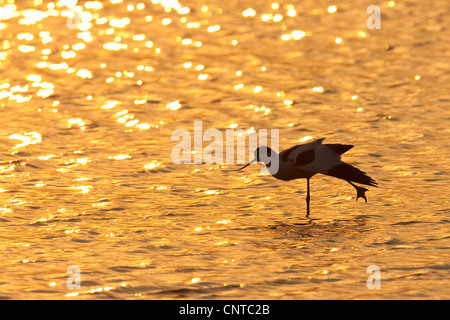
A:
326,163,378,187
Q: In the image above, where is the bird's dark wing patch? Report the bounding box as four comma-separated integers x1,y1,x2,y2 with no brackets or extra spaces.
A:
325,144,353,155
280,145,300,161
280,139,324,162
295,149,316,166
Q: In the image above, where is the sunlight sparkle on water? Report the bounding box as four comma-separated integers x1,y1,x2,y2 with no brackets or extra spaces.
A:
242,8,256,17
327,6,337,13
166,100,182,110
9,132,42,149
144,161,161,170
299,136,313,142
109,154,131,160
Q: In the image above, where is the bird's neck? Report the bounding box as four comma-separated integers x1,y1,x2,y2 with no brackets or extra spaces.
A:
262,153,280,177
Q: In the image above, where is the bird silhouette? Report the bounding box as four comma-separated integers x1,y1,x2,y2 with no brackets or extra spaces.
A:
234,138,378,217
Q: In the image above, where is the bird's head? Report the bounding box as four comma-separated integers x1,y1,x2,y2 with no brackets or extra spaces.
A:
234,146,278,172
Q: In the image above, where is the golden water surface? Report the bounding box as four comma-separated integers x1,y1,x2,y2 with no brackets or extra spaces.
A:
0,0,449,299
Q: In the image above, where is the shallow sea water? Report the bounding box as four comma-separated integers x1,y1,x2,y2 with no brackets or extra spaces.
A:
0,0,449,299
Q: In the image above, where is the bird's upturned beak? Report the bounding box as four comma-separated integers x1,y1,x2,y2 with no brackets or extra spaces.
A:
233,158,256,171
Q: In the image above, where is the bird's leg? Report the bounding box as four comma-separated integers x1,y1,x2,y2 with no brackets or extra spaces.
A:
306,178,311,217
346,180,369,203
